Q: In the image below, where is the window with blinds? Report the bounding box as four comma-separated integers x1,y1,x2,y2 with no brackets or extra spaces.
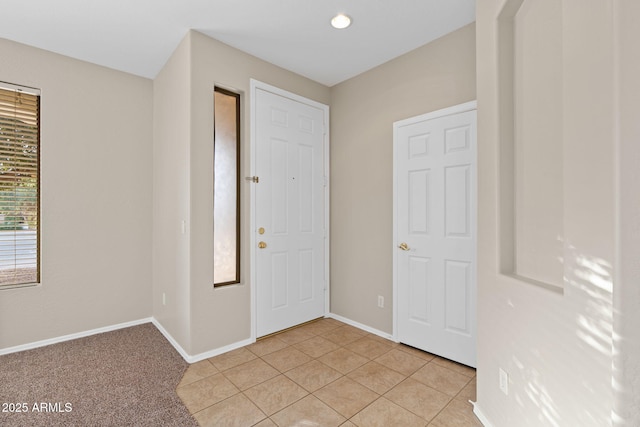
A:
0,83,40,288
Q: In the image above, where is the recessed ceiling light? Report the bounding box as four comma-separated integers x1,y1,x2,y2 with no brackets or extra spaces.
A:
331,14,352,29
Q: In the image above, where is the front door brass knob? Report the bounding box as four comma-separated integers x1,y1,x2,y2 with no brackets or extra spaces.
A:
398,242,410,251
258,241,267,249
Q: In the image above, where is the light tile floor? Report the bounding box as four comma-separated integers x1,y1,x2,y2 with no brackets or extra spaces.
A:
177,318,482,427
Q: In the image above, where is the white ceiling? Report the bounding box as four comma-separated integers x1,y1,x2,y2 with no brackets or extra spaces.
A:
0,0,476,87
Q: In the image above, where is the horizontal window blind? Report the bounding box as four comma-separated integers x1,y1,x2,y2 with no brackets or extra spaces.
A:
0,84,40,287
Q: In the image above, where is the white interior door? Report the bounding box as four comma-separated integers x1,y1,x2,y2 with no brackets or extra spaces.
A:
253,84,328,337
394,102,477,367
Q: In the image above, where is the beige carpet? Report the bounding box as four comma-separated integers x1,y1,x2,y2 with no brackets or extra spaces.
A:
0,323,198,427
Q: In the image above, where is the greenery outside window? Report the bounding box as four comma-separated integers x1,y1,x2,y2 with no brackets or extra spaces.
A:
0,82,40,288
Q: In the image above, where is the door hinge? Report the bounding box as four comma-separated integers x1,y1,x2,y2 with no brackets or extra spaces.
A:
323,176,328,187
245,176,259,183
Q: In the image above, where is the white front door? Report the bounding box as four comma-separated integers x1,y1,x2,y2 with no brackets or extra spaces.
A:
394,102,477,367
253,83,328,337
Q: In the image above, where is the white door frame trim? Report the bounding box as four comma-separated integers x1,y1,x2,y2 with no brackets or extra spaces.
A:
249,79,330,341
392,100,477,341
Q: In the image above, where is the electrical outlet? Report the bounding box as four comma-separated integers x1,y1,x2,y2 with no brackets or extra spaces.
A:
162,293,166,306
499,368,509,395
377,295,384,308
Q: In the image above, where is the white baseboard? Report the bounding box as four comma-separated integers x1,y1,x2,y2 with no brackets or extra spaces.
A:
151,318,253,364
327,313,395,341
149,318,191,362
472,402,494,427
185,338,254,363
0,317,153,356
160,313,398,365
0,315,255,366
0,314,396,365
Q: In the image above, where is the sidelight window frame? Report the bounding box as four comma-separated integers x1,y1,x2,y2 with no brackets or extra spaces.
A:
213,86,241,287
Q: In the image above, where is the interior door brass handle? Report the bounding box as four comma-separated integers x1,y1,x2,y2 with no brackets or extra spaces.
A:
258,241,267,249
398,242,410,251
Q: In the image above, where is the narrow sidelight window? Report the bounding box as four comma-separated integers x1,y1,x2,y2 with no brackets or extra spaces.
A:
0,82,40,288
213,87,240,286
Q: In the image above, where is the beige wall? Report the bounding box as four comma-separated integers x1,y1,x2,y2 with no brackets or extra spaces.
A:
189,30,330,354
0,24,475,357
329,24,476,334
0,38,153,349
3,7,639,424
152,34,192,351
153,30,330,355
476,0,617,425
513,0,564,287
613,1,640,425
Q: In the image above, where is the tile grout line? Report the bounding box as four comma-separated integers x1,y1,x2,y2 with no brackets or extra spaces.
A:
424,374,477,426
181,319,476,426
259,323,383,425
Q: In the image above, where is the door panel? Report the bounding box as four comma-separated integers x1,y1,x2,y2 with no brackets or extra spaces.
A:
445,165,471,237
255,88,326,337
408,255,431,324
395,103,477,367
270,139,289,234
299,146,314,232
444,260,471,333
299,249,314,301
409,170,430,234
271,252,288,309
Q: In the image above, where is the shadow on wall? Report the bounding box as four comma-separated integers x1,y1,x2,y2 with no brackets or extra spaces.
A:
506,242,613,427
570,248,613,426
